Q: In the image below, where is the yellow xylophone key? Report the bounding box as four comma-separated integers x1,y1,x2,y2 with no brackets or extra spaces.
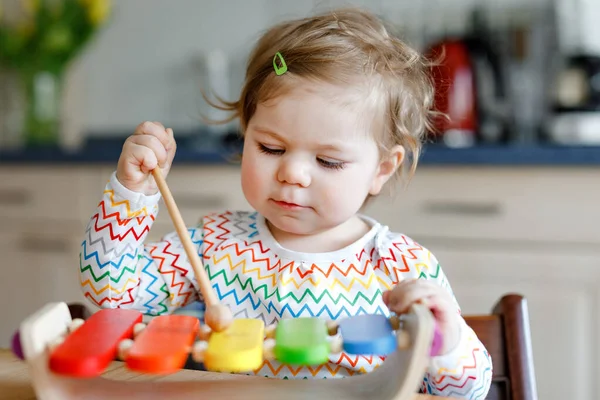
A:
203,318,265,372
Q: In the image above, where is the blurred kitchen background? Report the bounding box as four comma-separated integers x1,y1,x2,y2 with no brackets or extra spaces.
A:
1,1,599,400
3,0,600,153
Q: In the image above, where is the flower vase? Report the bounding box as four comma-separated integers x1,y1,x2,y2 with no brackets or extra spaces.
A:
21,70,64,148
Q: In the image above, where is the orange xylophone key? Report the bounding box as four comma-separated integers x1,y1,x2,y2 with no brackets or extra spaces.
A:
125,314,199,374
49,308,143,377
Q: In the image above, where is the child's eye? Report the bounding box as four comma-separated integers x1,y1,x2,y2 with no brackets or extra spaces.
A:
257,143,284,155
318,158,346,170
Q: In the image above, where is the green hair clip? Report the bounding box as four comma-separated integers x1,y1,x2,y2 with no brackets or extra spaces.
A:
273,52,288,75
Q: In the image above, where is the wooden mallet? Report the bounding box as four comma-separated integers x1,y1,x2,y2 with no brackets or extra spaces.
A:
151,168,233,332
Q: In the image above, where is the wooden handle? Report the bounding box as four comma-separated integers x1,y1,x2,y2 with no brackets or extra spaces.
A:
151,168,218,306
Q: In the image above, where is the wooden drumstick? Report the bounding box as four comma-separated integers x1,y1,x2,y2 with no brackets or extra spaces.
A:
151,168,232,332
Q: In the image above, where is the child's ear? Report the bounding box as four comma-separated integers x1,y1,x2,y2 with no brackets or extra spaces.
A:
369,145,405,195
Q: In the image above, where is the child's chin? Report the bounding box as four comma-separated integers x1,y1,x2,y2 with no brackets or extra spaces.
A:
266,215,319,235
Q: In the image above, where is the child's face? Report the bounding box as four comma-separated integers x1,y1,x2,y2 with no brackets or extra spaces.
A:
240,81,401,238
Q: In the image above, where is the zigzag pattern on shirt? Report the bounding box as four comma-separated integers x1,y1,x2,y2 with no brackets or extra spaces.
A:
81,238,139,272
429,332,493,398
80,189,158,308
79,259,136,284
441,361,492,400
91,213,151,242
214,212,233,242
80,275,139,296
254,351,386,378
231,213,254,237
156,284,171,314
214,284,389,320
465,352,493,400
212,252,388,292
140,253,161,313
103,188,157,218
433,327,481,376
208,264,386,306
432,348,480,390
85,223,136,261
255,360,365,378
148,241,196,307
201,214,219,254
214,240,395,280
80,181,492,395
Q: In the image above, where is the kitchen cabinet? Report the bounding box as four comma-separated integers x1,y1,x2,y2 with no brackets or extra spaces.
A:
0,163,597,400
431,247,599,400
363,167,600,400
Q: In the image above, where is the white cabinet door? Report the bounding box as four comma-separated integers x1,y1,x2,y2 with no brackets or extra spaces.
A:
25,231,88,307
0,166,106,226
0,227,87,348
431,245,600,400
0,232,46,348
363,167,600,245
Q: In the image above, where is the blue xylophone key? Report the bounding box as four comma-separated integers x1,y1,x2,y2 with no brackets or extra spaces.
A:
338,314,397,356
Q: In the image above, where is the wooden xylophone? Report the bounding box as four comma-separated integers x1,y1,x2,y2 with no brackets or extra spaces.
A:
14,302,441,400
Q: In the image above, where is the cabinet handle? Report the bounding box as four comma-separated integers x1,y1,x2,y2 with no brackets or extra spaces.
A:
421,200,501,216
18,236,71,254
166,194,225,209
0,189,32,206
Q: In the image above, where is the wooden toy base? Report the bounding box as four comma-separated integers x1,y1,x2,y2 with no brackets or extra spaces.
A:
18,302,436,400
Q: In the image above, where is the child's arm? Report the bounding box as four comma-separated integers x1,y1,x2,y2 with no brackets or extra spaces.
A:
383,248,493,399
415,255,492,399
79,171,203,316
423,316,493,399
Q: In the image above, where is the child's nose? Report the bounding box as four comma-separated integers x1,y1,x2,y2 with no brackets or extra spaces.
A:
277,158,311,187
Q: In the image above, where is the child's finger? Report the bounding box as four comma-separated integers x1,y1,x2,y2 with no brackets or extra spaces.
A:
382,290,390,305
129,134,169,168
385,284,439,314
164,128,177,164
133,121,172,151
382,279,420,307
128,142,159,173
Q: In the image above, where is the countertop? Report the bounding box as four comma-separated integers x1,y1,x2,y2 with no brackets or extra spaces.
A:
1,135,600,166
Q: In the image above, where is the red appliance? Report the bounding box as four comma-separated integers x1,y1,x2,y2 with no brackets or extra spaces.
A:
425,9,510,146
427,40,478,147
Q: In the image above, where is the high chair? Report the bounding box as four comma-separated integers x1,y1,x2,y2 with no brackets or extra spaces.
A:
463,294,538,400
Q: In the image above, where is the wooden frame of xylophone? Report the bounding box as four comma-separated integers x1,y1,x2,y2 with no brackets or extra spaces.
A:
13,300,439,400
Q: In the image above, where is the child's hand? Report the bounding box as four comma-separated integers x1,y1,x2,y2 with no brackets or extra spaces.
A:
116,121,176,195
382,279,461,355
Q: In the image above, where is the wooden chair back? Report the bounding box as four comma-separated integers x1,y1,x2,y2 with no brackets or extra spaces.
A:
463,294,538,400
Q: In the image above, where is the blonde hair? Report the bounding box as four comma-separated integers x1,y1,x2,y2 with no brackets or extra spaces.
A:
209,7,437,180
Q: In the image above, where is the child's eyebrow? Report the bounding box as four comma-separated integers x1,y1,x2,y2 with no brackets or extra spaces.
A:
253,126,284,141
253,125,350,153
317,143,345,153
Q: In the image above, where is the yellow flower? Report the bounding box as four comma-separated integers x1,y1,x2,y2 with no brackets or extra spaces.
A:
79,0,111,26
20,0,39,14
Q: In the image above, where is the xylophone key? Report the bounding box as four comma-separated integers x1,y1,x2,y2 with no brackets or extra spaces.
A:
274,318,330,365
49,308,143,377
202,318,265,372
125,315,199,374
338,314,397,356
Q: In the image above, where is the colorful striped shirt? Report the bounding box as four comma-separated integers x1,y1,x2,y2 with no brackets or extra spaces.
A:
79,172,492,398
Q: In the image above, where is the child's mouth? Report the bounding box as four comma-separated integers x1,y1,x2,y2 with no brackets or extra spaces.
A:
271,199,305,210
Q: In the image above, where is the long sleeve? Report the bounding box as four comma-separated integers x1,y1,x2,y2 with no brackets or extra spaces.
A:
418,251,493,399
79,171,203,316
